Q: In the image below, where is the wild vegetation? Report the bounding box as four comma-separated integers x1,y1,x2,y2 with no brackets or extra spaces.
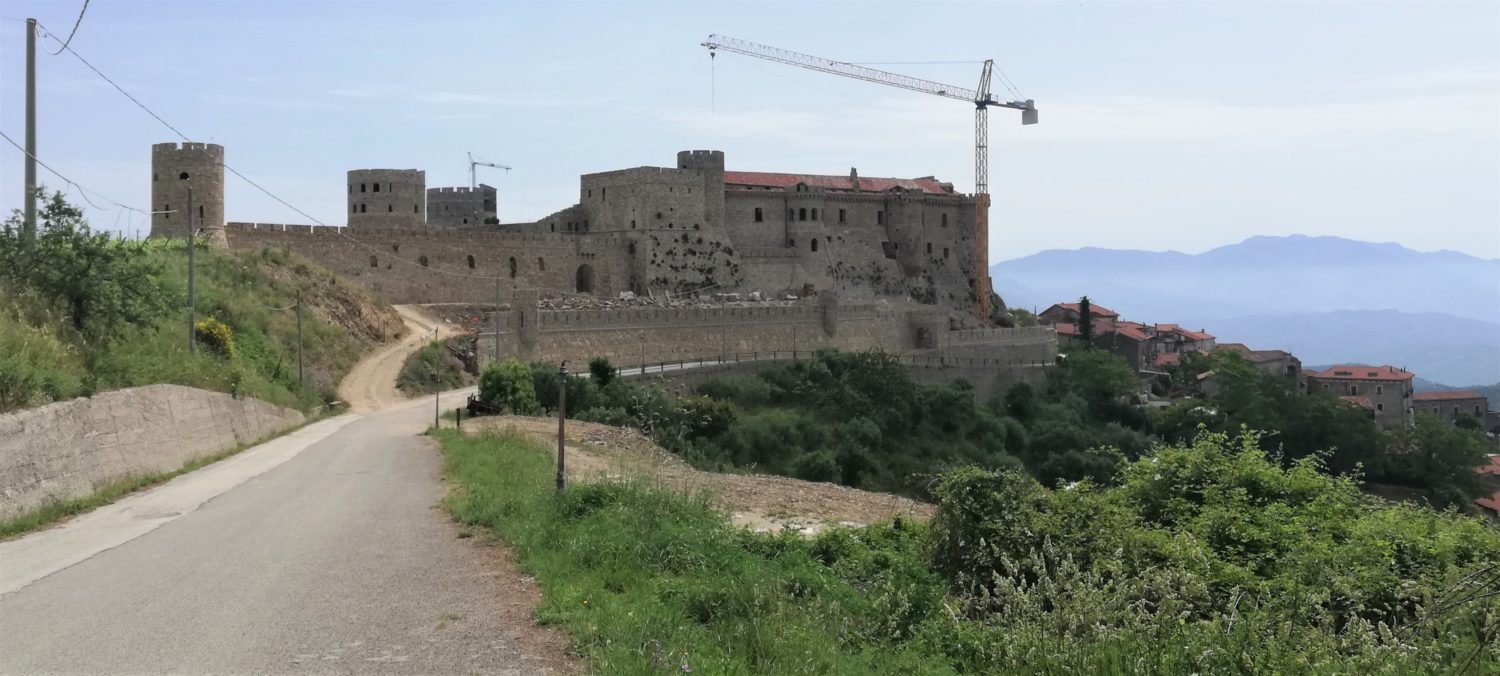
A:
438,426,1500,673
0,191,396,413
396,338,475,395
1159,348,1491,508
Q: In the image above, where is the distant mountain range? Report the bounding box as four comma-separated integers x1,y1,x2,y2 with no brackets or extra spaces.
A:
992,235,1500,387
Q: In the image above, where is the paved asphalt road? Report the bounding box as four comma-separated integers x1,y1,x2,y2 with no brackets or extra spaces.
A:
0,389,555,675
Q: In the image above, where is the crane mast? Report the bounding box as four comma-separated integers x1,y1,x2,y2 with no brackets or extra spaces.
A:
701,34,1037,320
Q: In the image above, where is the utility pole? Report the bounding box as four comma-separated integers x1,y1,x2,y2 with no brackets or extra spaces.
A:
556,360,568,493
433,326,440,428
296,289,304,386
23,18,37,247
185,182,196,355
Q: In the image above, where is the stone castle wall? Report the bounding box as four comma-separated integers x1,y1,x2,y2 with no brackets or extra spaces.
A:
151,142,225,244
348,169,426,228
0,385,304,521
427,185,496,227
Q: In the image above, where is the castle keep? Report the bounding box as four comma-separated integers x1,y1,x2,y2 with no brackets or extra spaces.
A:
155,145,1055,380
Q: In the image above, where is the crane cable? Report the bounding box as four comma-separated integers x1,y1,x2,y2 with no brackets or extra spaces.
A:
46,0,89,55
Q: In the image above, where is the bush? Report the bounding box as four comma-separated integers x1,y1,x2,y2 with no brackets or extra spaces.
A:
477,357,539,415
193,318,236,359
587,356,617,387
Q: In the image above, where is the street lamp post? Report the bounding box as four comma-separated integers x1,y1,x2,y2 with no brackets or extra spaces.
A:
556,360,568,493
182,173,196,355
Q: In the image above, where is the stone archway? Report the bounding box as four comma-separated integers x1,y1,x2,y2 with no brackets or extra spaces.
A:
575,264,595,294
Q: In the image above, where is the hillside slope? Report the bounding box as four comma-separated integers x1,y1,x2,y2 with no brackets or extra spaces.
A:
1,244,404,413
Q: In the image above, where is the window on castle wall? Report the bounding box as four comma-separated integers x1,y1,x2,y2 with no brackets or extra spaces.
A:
509,257,517,278
877,211,884,225
799,208,807,221
631,220,637,229
370,255,378,268
467,254,475,269
839,209,846,223
199,205,204,218
388,205,393,213
164,204,170,219
1377,386,1383,395
419,255,429,267
361,183,366,193
812,208,819,220
463,218,468,224
942,213,948,227
1378,403,1385,412
360,204,367,213
538,257,546,272
550,224,555,232
374,183,380,193
943,247,949,259
811,239,819,252
754,208,763,222
352,205,357,214
788,239,795,248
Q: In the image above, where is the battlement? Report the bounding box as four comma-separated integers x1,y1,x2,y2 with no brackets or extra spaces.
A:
429,186,493,195
153,142,223,154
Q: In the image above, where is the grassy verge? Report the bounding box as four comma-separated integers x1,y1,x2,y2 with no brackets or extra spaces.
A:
0,406,341,540
434,427,948,675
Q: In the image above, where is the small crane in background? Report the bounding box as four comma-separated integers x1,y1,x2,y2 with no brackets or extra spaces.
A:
468,152,511,190
701,34,1037,320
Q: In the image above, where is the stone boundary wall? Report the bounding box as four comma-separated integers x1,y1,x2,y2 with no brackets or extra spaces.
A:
0,385,305,521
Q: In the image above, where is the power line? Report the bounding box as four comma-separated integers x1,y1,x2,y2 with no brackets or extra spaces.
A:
0,128,147,214
32,22,521,282
36,22,194,142
46,0,89,55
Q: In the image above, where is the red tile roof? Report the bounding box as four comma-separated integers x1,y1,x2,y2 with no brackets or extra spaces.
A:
1155,352,1181,367
1054,323,1078,336
1050,302,1119,318
1311,365,1414,382
723,171,954,195
1476,456,1500,476
1181,329,1215,342
1338,395,1375,410
1414,390,1486,402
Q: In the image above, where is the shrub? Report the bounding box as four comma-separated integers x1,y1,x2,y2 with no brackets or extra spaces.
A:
193,318,236,359
587,356,617,386
478,357,539,415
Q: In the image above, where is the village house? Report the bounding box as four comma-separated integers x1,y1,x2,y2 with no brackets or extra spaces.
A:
1413,391,1490,426
1305,365,1414,430
1217,342,1303,379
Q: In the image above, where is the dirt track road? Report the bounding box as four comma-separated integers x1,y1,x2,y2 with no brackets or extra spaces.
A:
339,305,464,413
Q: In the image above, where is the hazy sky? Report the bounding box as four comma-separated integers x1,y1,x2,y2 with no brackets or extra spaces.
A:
1,0,1496,260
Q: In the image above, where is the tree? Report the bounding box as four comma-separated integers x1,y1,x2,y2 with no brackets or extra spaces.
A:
1077,295,1094,343
477,357,539,414
1,191,173,342
1382,413,1489,508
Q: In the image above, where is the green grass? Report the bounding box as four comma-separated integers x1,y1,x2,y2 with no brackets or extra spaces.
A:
0,408,339,540
436,427,1499,675
1,245,394,413
434,427,950,675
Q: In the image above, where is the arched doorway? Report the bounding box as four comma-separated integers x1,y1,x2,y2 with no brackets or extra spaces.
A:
575,264,595,294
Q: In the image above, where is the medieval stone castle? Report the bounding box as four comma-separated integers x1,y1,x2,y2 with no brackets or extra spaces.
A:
148,142,1055,388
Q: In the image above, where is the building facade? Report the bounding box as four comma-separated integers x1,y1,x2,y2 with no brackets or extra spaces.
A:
347,169,426,229
150,142,225,245
427,184,497,227
1413,391,1490,426
1306,365,1414,430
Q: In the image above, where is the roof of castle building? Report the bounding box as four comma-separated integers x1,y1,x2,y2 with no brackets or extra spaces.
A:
1310,365,1414,382
1414,390,1487,402
1044,302,1120,319
723,171,954,195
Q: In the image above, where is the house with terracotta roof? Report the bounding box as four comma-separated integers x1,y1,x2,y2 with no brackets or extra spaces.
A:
1217,343,1303,379
1306,365,1414,430
1039,302,1119,327
1413,390,1490,427
1473,456,1500,519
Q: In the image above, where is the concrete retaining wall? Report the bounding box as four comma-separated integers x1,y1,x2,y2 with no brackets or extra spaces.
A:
0,385,305,521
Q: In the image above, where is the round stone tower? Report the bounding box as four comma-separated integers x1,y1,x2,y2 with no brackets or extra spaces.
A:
151,142,226,246
348,169,426,228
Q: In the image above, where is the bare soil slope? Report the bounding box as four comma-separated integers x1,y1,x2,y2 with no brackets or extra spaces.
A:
340,305,467,413
465,416,934,534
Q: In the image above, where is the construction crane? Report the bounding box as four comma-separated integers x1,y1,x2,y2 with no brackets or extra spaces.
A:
701,34,1037,319
468,152,512,190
